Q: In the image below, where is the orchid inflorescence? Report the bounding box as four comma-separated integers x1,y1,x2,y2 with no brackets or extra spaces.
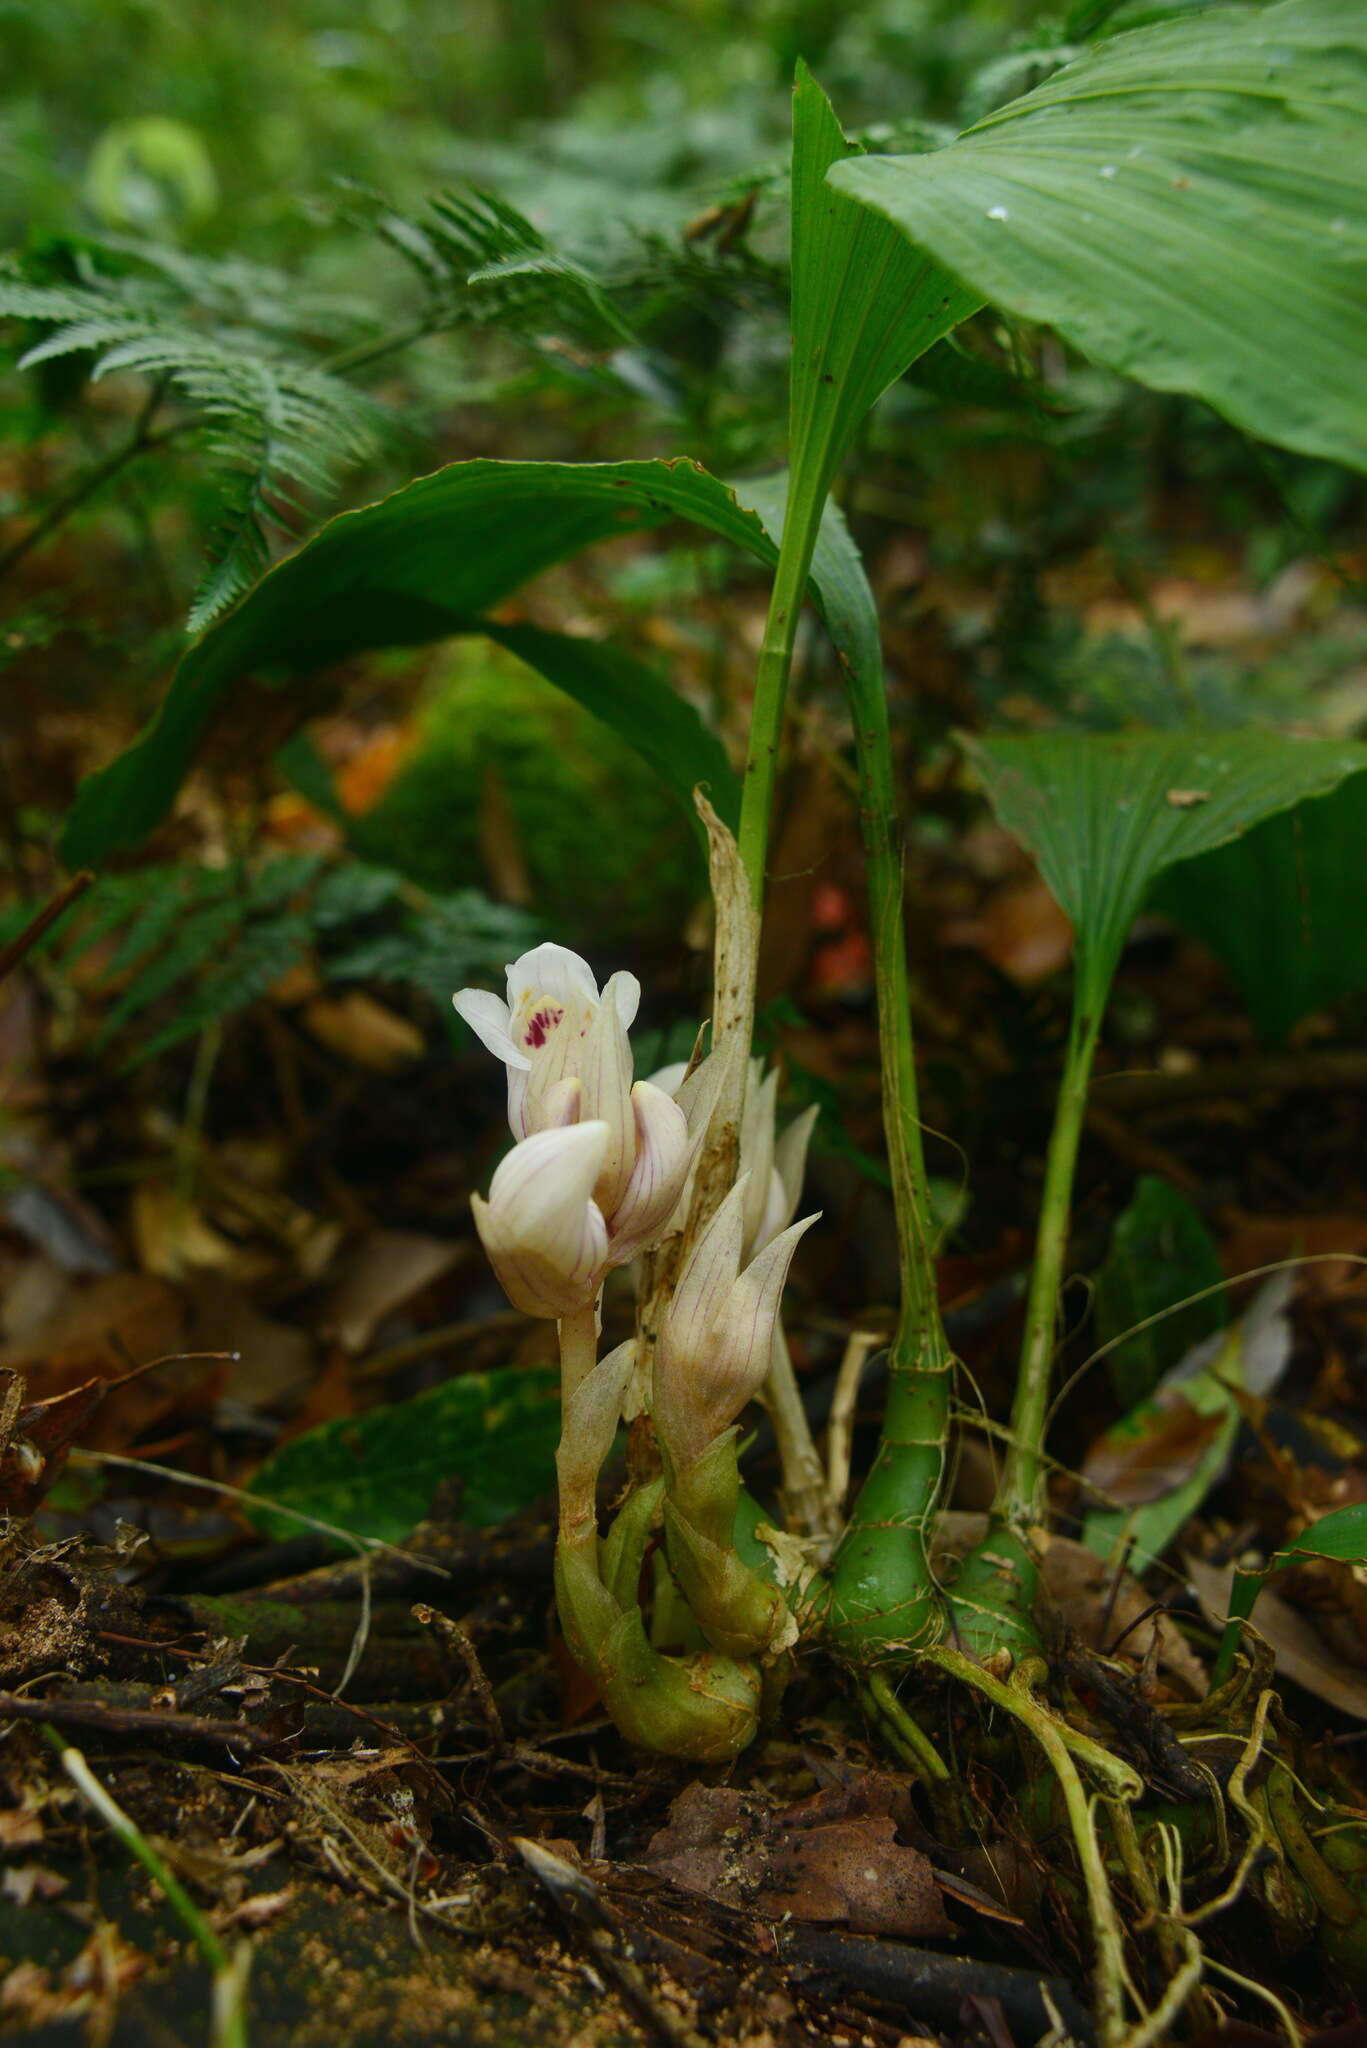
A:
453,941,818,1758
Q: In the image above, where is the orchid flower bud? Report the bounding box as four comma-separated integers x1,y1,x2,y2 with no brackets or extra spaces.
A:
653,1174,818,1473
647,1054,819,1261
753,1093,818,1258
738,1061,779,1255
606,1080,692,1263
470,1119,610,1319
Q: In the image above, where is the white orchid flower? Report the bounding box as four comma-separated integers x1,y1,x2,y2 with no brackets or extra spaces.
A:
652,1174,818,1472
470,1116,612,1320
456,944,718,1310
648,1055,818,1262
454,942,640,1198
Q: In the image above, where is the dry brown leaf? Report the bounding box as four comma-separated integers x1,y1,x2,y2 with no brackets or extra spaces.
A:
267,957,322,1006
1083,1391,1227,1508
643,1776,952,1940
1,1865,67,1905
301,991,424,1072
0,1807,44,1850
0,1271,184,1394
317,1229,461,1353
1040,1531,1208,1694
132,1183,241,1280
940,874,1075,986
184,1271,315,1413
1,1257,77,1345
1186,1556,1367,1721
1221,1214,1367,1302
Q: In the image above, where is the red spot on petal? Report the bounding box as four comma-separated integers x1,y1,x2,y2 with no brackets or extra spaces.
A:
524,1003,562,1049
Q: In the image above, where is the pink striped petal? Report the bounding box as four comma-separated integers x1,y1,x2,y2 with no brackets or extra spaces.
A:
575,980,636,1214
474,1122,610,1318
605,1081,691,1263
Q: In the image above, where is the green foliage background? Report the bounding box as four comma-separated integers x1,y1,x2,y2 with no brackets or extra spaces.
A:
3,0,1365,1057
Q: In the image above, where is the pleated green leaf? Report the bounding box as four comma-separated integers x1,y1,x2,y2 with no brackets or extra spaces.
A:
58,460,767,868
830,0,1367,470
963,729,1367,1008
61,458,884,870
789,65,980,500
1274,1500,1367,1568
1155,769,1367,1041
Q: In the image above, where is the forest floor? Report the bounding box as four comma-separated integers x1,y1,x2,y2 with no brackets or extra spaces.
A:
3,522,1367,2048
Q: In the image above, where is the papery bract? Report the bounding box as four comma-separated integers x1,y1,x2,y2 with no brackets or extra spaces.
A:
649,1055,819,1260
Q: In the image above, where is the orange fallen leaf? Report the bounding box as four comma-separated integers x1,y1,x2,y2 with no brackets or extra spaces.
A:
335,727,412,816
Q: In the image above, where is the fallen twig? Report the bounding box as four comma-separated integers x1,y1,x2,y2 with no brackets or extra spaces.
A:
0,870,93,984
779,1924,1095,2044
412,1603,505,1754
1,1691,270,1750
513,1836,709,2048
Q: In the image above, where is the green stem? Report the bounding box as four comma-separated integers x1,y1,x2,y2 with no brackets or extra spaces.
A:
950,993,1102,1657
735,477,829,908
321,316,442,378
864,1671,950,1782
828,638,955,1658
557,1298,600,1404
927,1654,1138,2048
998,994,1104,1526
1210,1569,1263,1692
44,1728,250,2048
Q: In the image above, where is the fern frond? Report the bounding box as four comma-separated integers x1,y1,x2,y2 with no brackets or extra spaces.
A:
95,235,375,344
133,911,315,1064
432,187,633,346
0,281,129,323
325,888,536,1013
17,314,151,370
100,868,208,983
101,896,245,1040
182,353,382,632
310,861,406,928
2,252,384,629
48,855,527,1068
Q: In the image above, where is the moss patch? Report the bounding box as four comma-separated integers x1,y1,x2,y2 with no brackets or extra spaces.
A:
355,645,703,949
